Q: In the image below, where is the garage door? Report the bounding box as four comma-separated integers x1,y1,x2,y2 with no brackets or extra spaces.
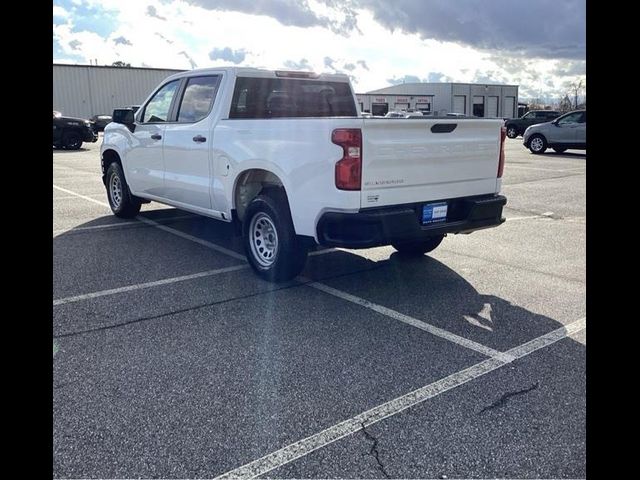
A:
371,103,389,116
453,95,466,114
488,96,498,117
504,97,515,118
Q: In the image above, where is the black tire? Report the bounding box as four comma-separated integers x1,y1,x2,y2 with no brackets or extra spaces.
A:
392,235,445,256
528,134,548,154
105,162,141,218
553,147,567,153
62,131,83,150
506,126,518,138
243,190,308,282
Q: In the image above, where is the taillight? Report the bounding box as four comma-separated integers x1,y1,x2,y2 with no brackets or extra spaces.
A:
498,125,506,178
332,128,362,190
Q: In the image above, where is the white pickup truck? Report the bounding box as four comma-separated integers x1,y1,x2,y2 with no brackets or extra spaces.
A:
101,67,507,281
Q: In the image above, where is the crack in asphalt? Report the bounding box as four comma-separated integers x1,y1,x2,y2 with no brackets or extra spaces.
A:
479,381,540,414
360,422,391,479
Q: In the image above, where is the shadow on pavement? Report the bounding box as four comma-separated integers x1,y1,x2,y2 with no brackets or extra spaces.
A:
52,211,585,479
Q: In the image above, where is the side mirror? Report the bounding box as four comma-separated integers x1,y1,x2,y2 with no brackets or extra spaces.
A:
112,108,136,132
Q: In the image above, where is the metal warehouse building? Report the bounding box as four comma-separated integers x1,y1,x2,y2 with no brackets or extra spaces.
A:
53,64,185,119
357,82,519,118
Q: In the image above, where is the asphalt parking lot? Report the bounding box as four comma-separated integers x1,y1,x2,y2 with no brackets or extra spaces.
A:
53,136,586,479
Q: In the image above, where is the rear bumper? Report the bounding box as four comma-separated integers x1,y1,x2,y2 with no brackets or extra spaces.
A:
316,194,507,248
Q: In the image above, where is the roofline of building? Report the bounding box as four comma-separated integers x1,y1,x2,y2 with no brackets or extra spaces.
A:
53,63,186,73
364,82,519,94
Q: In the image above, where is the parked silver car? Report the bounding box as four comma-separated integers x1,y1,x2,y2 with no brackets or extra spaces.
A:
523,110,586,154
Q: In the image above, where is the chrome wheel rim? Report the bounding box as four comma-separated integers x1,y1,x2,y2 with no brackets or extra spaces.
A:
110,174,122,209
249,212,278,268
507,127,516,137
530,137,544,151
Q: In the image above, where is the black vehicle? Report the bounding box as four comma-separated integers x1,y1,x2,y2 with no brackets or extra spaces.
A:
504,110,561,138
53,111,98,150
89,114,112,132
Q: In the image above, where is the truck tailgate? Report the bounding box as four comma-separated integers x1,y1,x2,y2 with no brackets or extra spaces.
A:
360,118,503,208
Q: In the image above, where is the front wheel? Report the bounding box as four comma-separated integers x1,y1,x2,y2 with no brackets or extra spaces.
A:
243,191,308,282
528,134,548,154
106,162,141,218
506,126,518,138
392,235,445,256
63,131,82,150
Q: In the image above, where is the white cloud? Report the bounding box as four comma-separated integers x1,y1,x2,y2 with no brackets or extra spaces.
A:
53,0,585,100
53,5,69,18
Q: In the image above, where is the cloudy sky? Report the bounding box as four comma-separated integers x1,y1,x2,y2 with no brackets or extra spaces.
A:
53,0,586,101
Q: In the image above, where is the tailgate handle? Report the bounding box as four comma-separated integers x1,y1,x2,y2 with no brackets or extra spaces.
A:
431,123,457,133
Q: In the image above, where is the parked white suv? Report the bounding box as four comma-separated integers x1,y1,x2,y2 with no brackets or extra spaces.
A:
101,67,507,281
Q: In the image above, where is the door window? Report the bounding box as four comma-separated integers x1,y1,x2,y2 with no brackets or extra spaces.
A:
557,112,582,125
177,76,221,123
142,80,180,123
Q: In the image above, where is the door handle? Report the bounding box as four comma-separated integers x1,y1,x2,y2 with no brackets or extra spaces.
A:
193,135,207,143
150,133,162,140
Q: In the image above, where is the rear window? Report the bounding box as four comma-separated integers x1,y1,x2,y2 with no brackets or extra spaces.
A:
229,77,357,119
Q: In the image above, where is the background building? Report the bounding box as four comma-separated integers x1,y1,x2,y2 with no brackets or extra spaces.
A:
356,82,519,118
54,64,520,120
53,64,184,119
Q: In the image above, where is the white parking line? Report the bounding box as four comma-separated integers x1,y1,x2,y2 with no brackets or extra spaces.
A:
305,279,515,363
53,185,110,208
215,317,585,480
52,184,247,261
53,214,195,235
506,164,586,173
53,264,249,306
506,211,555,222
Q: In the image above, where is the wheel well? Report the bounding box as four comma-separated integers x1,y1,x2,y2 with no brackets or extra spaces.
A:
234,169,286,222
101,149,122,185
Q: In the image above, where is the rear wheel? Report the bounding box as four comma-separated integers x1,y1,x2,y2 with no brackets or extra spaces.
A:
392,235,445,256
506,126,518,138
553,147,567,153
106,162,141,218
528,134,547,154
243,190,308,282
62,131,82,150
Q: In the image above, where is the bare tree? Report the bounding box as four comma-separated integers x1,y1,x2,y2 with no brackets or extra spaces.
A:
111,61,131,67
558,95,573,112
567,79,585,109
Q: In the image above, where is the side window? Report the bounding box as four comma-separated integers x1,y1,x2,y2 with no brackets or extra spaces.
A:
142,80,180,123
177,76,221,123
557,112,582,125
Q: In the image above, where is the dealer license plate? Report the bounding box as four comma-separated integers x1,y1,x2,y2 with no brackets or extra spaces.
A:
422,202,448,225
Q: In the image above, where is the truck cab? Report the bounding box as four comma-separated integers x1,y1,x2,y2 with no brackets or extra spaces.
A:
53,111,98,150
